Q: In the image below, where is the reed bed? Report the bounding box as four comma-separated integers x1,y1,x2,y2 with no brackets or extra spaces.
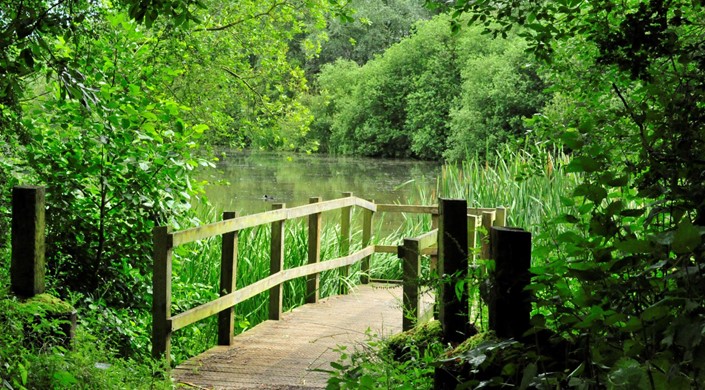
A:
435,144,579,234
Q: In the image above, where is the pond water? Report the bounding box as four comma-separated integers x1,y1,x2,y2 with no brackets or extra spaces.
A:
200,151,441,216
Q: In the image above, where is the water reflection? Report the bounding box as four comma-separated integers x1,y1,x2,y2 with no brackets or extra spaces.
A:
200,151,441,215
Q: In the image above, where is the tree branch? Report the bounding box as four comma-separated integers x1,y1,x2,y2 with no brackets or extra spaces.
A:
220,66,273,114
195,1,287,32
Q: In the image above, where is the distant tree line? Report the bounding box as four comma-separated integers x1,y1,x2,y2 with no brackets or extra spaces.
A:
304,13,548,160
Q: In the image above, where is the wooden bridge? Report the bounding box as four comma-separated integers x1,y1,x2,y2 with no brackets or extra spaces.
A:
151,194,510,389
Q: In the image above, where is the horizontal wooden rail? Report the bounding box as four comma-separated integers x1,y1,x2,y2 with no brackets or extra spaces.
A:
170,246,375,332
376,204,438,214
172,197,377,246
375,204,508,218
376,244,436,256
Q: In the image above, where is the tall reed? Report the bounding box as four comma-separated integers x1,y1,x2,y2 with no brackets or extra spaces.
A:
435,143,578,234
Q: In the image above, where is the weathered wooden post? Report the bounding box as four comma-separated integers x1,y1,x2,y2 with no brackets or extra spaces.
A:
467,214,480,322
400,237,421,331
489,226,531,339
269,203,285,320
430,211,439,275
152,226,173,360
339,192,352,294
480,211,495,259
494,207,507,227
360,202,374,284
218,211,238,345
11,186,46,297
307,197,322,303
438,198,470,343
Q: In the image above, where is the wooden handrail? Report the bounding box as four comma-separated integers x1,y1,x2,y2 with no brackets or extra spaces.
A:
172,197,377,246
170,246,375,332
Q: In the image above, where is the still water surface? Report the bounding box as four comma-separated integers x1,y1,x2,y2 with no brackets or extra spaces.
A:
201,151,441,215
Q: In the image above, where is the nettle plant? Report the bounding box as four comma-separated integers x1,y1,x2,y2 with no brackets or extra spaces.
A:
23,12,212,308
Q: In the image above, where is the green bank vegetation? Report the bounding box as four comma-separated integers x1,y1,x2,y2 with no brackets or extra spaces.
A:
2,0,705,388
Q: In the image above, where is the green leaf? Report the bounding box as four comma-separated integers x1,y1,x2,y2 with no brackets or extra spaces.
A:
560,129,584,149
641,302,670,322
192,124,209,134
615,239,651,254
18,362,27,385
672,219,703,254
519,363,537,390
573,183,607,203
566,156,601,173
53,371,78,386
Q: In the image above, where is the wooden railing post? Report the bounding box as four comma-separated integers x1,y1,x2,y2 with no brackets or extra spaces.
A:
11,186,46,297
307,197,322,303
467,215,479,263
467,214,481,324
269,203,285,320
339,192,352,294
438,198,470,343
218,211,238,345
400,238,421,331
152,226,173,361
494,207,507,227
489,226,531,339
480,211,495,259
430,211,439,275
361,202,374,284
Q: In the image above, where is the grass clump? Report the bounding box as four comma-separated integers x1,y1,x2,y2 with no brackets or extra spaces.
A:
326,325,445,390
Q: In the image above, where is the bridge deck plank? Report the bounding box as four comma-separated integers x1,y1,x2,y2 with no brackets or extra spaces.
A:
173,284,426,389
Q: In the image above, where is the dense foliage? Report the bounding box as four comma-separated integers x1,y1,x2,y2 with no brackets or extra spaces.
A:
419,0,705,387
0,0,347,386
293,0,435,79
308,14,548,160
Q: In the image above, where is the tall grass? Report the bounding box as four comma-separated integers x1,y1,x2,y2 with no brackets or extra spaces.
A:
435,143,579,234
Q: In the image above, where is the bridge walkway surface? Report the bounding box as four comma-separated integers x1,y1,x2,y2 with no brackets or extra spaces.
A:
173,284,416,389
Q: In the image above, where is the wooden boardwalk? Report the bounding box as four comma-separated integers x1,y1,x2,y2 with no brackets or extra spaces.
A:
174,284,422,389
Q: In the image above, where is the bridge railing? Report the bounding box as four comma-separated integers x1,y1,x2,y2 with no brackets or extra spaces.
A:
152,193,509,362
394,203,508,332
153,193,375,361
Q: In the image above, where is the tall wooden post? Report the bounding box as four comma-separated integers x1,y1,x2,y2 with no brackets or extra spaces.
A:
489,226,532,339
152,226,173,361
11,186,46,297
339,192,352,294
218,212,238,345
361,203,374,284
269,203,285,320
400,238,421,331
438,198,470,343
307,197,322,303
